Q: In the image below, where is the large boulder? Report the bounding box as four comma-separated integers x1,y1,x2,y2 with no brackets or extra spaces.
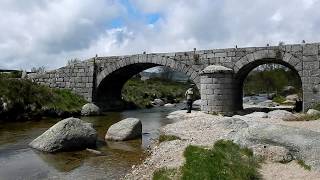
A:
164,103,176,108
282,86,296,96
81,103,100,116
268,110,297,121
29,117,97,152
286,94,299,101
307,109,320,116
105,118,142,141
233,123,320,170
151,99,165,106
192,99,201,110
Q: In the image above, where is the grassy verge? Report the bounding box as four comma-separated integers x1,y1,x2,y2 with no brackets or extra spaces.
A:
153,168,180,180
0,77,86,121
122,77,198,108
273,95,286,104
153,140,261,180
293,114,320,121
159,135,181,143
297,159,311,171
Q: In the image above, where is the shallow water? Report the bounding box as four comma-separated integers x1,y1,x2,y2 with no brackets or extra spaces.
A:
0,105,183,180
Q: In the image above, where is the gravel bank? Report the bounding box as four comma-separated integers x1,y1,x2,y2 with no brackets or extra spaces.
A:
125,110,320,179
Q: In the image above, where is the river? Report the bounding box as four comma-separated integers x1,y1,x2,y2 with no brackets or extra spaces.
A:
0,105,184,180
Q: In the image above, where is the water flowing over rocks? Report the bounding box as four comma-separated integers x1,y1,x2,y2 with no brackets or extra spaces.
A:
81,103,100,116
29,117,97,152
105,118,142,141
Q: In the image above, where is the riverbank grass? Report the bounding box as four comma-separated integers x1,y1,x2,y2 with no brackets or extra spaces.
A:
159,135,181,143
0,78,86,120
153,140,261,180
297,159,311,171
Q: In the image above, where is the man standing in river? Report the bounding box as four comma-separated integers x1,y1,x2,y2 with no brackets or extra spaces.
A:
185,85,194,113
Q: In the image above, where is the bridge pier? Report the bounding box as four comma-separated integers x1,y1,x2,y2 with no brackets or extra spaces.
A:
200,65,240,115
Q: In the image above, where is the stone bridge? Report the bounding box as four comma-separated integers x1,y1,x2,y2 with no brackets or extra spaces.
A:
29,43,320,113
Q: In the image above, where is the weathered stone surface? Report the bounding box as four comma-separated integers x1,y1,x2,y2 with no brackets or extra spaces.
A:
258,100,278,107
244,112,268,118
164,103,176,108
268,110,297,121
307,109,320,116
286,94,299,101
200,65,233,74
29,117,97,152
251,144,293,163
81,103,100,116
105,118,142,141
233,123,320,170
152,99,165,106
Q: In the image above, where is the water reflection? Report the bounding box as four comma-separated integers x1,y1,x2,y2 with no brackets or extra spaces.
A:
0,105,182,179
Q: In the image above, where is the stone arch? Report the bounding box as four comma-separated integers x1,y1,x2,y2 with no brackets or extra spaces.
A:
233,50,303,111
94,54,200,110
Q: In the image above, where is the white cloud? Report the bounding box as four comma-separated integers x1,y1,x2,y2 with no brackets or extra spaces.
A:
1,0,320,70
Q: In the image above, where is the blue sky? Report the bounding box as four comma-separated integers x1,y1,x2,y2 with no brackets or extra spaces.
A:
0,0,320,70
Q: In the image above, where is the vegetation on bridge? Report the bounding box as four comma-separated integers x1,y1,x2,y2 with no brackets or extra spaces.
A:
0,73,87,121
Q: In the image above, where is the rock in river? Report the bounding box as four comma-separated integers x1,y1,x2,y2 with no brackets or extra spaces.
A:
151,99,165,106
307,109,320,116
105,118,142,141
29,117,97,152
81,103,101,116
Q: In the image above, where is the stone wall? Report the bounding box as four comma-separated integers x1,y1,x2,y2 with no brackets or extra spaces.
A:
28,59,95,101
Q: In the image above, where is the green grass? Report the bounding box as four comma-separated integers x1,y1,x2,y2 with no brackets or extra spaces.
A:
153,140,261,180
153,168,180,180
159,135,181,143
272,95,286,104
293,114,320,121
0,71,22,79
122,77,198,108
0,77,86,120
297,159,311,171
313,103,320,111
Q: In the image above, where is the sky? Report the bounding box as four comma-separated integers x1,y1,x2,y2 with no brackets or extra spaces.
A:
0,0,320,70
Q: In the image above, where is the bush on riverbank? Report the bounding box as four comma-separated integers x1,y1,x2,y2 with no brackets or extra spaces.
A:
122,78,198,108
153,140,261,180
0,77,86,121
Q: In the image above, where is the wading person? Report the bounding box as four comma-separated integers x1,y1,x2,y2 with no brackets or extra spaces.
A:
185,86,194,113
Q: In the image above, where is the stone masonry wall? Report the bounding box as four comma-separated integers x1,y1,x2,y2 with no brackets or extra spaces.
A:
28,59,95,101
200,66,238,114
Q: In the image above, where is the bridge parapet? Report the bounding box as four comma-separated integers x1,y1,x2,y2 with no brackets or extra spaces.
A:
28,60,95,101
